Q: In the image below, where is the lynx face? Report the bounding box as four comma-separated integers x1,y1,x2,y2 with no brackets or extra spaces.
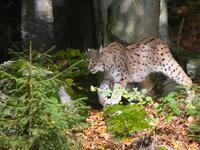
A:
86,46,105,74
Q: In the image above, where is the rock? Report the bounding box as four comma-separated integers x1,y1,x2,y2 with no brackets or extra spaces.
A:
58,86,74,112
0,61,14,69
0,91,9,101
187,58,200,79
161,78,180,97
171,46,200,79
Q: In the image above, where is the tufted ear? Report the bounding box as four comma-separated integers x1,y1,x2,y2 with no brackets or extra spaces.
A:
99,45,104,56
84,43,91,54
86,48,91,54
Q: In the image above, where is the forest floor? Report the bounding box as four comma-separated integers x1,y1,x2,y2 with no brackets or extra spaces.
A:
76,106,200,150
74,27,200,149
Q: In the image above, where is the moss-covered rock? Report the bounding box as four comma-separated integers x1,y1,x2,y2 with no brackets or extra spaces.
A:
103,104,149,140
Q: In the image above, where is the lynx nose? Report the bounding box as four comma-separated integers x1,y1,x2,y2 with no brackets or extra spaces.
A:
87,65,92,72
87,65,91,71
87,65,96,73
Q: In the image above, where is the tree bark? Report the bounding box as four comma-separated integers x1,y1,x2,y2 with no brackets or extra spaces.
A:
159,0,170,45
21,0,54,51
93,0,160,47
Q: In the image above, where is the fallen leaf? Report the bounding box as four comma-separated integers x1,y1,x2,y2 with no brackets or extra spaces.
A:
101,133,110,140
188,116,195,124
124,138,132,146
190,104,196,110
77,86,83,90
181,130,188,136
189,143,196,148
83,143,90,148
98,142,104,146
65,78,74,86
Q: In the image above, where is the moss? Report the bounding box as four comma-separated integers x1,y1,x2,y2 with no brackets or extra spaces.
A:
103,104,149,139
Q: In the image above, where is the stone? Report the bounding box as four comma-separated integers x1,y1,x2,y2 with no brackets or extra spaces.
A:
187,58,200,79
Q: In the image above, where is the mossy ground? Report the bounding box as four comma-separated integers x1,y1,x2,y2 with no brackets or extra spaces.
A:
103,104,149,140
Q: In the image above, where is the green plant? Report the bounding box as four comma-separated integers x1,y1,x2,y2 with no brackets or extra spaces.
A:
187,85,200,142
91,86,154,106
157,147,166,150
47,48,88,78
0,43,88,149
154,92,182,121
154,84,198,122
122,88,154,106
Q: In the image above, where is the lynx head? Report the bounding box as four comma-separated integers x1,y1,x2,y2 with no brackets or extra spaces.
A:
85,45,105,74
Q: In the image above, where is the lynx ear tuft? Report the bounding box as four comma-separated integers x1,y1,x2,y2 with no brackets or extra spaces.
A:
86,48,91,53
99,45,104,56
85,49,90,55
84,43,91,54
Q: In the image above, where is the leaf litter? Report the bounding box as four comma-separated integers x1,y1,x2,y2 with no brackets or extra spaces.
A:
76,107,199,150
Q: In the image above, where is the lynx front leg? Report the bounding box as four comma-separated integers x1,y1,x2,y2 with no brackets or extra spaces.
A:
185,86,196,103
98,80,113,106
107,75,128,106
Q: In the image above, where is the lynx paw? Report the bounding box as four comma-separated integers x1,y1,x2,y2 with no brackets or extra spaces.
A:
185,89,196,103
106,98,119,106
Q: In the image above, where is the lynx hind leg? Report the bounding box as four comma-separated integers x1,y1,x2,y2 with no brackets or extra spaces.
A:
139,75,154,93
158,57,195,102
98,80,113,106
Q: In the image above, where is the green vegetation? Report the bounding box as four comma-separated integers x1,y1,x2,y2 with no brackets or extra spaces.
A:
157,147,166,150
47,48,88,78
91,87,152,139
188,85,200,142
103,104,149,139
155,83,200,142
0,44,89,149
92,83,200,142
154,91,183,121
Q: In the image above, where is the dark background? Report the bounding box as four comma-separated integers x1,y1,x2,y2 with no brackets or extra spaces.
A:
0,0,199,63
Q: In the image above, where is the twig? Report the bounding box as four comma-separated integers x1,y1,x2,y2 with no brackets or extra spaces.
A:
44,45,56,55
28,41,33,139
177,17,185,46
37,59,84,83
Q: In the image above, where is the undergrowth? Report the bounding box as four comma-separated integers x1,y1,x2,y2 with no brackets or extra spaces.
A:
92,83,200,142
0,43,89,149
188,85,200,143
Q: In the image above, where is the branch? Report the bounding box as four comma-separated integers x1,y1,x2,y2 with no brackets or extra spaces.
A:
28,41,33,139
37,59,84,83
177,17,185,46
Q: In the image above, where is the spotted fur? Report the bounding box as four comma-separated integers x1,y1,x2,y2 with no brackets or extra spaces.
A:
86,37,194,106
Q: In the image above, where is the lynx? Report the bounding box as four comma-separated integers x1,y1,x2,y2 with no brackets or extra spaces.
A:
86,37,194,106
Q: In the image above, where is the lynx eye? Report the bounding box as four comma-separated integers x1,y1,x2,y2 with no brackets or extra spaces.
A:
90,61,95,65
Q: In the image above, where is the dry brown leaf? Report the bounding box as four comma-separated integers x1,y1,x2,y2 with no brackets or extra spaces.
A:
189,143,196,148
76,108,200,150
124,138,132,146
188,116,195,124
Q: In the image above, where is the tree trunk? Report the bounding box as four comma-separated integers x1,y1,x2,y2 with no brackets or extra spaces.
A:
93,0,160,47
21,0,54,51
159,0,170,45
52,0,96,50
